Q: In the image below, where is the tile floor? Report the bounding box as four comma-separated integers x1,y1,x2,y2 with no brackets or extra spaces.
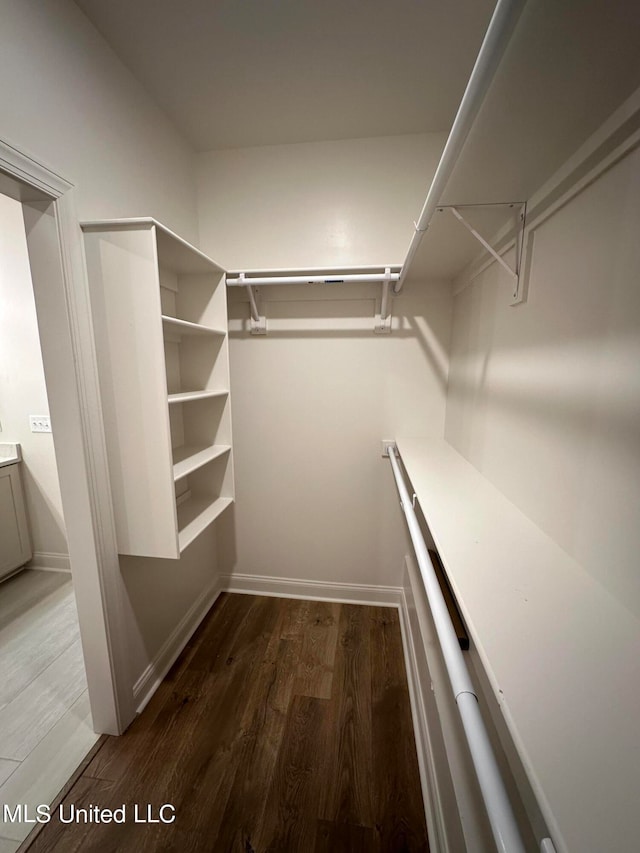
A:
0,570,99,850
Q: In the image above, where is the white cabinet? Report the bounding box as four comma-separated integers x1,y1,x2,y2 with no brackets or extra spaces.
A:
82,218,234,558
0,457,32,581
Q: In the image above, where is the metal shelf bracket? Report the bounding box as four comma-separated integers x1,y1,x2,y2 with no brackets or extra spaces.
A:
374,267,393,334
440,202,527,303
238,273,267,335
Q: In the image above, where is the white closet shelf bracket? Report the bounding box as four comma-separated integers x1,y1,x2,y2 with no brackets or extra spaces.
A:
439,202,527,303
238,273,266,335
393,0,528,294
374,267,393,334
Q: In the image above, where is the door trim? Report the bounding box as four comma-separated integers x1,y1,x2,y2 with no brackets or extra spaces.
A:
0,136,135,734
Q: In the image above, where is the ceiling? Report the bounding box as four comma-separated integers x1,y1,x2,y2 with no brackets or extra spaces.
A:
73,0,495,151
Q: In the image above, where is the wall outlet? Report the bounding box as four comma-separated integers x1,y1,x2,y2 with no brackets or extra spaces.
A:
381,440,396,457
29,415,52,433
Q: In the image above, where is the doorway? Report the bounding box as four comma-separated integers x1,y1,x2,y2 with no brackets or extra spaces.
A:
0,140,134,847
0,191,99,850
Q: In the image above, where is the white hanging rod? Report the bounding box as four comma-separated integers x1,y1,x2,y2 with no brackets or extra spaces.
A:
229,263,401,275
387,444,527,853
226,271,400,287
394,0,527,294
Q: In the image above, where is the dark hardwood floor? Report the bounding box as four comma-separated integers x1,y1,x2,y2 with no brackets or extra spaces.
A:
29,594,429,852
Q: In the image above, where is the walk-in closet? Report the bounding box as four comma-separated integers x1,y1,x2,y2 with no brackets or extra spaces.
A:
0,0,639,851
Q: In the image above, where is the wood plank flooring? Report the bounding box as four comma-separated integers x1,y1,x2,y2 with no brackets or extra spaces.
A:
0,570,98,847
28,594,429,852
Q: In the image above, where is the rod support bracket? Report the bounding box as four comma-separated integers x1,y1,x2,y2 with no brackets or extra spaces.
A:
374,268,393,334
238,274,267,335
510,202,528,306
250,313,267,335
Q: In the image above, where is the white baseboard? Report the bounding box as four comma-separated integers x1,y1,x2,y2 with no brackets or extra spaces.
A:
133,575,223,714
398,559,450,853
221,572,403,607
133,573,402,717
28,551,71,572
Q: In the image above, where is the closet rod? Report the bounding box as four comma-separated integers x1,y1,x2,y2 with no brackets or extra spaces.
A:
226,272,400,286
394,0,527,294
387,445,526,853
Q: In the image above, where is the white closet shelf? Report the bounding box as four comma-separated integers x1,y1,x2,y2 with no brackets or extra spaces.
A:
396,436,640,853
172,444,231,481
82,218,234,559
401,4,640,285
167,390,228,405
162,315,226,338
177,495,233,552
81,217,226,274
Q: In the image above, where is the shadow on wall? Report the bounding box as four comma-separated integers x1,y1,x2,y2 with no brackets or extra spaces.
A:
216,506,237,579
226,281,452,392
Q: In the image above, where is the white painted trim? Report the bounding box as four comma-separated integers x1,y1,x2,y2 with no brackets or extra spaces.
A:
0,138,70,198
221,572,403,607
133,577,223,714
28,552,71,572
453,84,640,295
0,135,132,735
398,566,451,853
52,190,136,733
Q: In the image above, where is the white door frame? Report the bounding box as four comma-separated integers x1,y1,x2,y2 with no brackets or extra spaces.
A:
0,136,135,734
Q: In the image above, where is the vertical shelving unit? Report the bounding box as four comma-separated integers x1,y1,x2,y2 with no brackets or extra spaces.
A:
82,218,234,558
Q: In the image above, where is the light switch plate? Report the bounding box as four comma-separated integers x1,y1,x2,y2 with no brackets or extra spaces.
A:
29,415,52,433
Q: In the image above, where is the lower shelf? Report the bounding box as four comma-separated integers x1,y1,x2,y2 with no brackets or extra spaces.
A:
172,444,231,481
168,390,228,405
177,495,233,553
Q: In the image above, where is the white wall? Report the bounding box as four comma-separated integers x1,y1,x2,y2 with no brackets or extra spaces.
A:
197,134,452,587
0,0,212,691
219,283,451,587
0,0,198,240
197,133,446,269
445,143,640,618
0,194,67,561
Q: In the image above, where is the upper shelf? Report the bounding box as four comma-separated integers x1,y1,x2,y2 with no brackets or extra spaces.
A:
81,217,226,275
440,0,640,207
403,0,640,283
